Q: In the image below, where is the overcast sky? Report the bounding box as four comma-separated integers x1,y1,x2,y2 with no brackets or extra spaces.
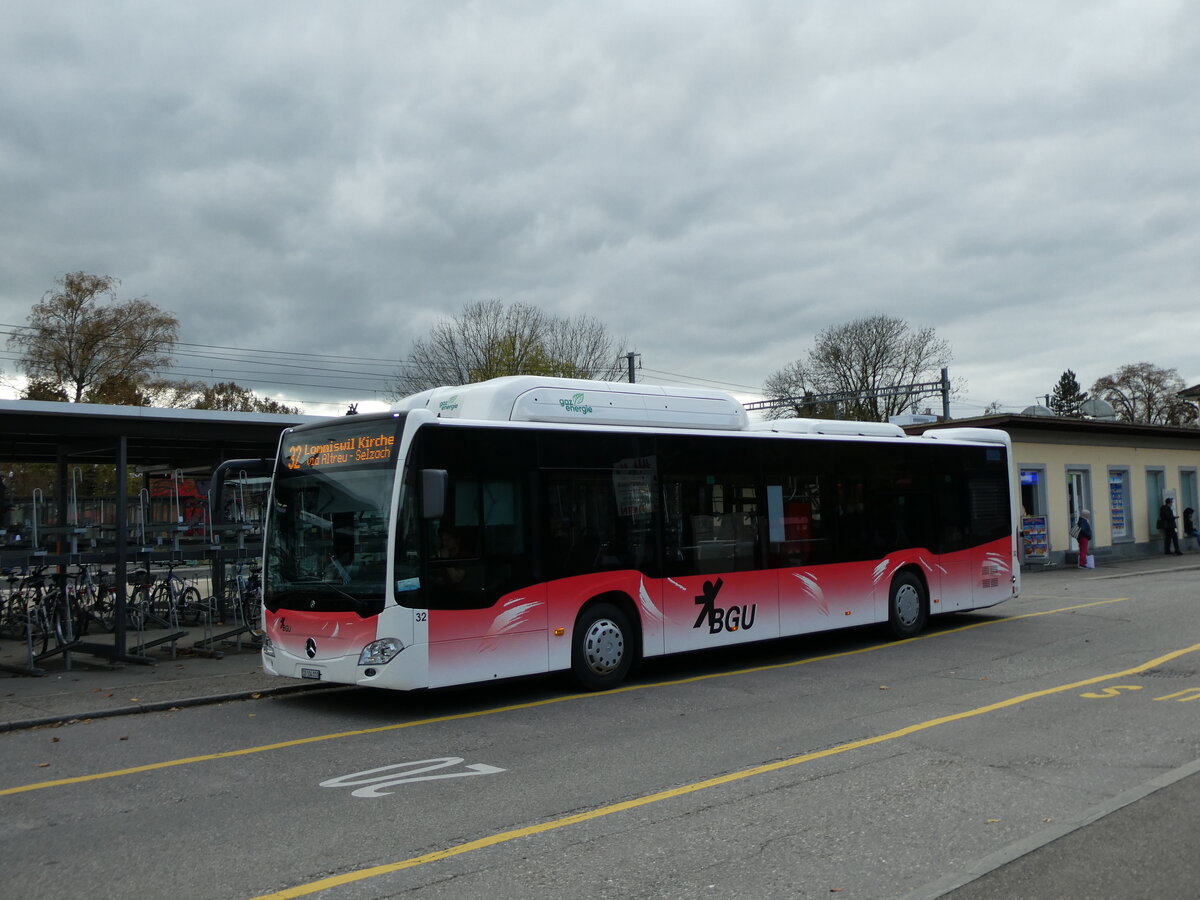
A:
1,1,1196,417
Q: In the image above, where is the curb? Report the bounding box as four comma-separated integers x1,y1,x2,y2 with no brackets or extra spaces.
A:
0,680,341,733
1023,560,1200,579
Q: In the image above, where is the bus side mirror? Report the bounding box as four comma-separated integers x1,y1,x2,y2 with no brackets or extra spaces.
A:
421,469,448,520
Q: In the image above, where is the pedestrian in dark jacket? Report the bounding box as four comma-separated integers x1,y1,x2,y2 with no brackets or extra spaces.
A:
1160,497,1182,555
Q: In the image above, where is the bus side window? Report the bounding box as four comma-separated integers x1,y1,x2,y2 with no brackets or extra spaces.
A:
663,476,759,576
543,471,617,578
426,473,535,597
764,474,826,568
424,477,484,595
482,479,524,555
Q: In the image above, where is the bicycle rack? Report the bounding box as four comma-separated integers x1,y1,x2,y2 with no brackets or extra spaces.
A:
0,609,45,676
30,488,47,558
126,566,186,660
31,573,82,670
191,592,219,657
192,561,260,656
2,504,267,675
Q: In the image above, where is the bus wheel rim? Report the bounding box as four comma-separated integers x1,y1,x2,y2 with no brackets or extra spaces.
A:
583,618,625,675
895,583,920,627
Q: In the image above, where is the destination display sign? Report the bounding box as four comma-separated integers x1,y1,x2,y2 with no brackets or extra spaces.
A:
283,421,399,471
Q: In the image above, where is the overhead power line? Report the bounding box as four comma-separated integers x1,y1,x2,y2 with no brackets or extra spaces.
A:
638,366,766,395
2,322,781,409
746,368,952,420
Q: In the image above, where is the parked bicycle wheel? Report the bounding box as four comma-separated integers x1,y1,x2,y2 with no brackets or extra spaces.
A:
179,585,208,626
94,584,117,632
0,592,19,639
1,589,28,639
73,588,93,638
127,585,151,630
30,595,59,655
149,581,175,624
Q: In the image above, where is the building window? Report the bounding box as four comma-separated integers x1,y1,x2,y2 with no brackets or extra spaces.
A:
1180,469,1198,526
1020,468,1046,517
1019,467,1049,561
1145,468,1166,537
1066,468,1091,547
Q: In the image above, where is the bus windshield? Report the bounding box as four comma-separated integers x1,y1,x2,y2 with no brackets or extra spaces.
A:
264,415,403,617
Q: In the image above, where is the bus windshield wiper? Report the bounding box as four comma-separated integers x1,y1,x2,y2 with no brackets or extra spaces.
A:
282,583,371,613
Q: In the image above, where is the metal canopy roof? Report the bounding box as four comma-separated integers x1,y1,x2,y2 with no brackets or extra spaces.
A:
0,399,325,467
0,400,332,671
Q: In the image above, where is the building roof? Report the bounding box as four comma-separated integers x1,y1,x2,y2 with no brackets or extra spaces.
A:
904,412,1200,444
0,399,325,468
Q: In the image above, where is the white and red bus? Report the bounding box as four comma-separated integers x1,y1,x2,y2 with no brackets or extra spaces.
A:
259,376,1018,691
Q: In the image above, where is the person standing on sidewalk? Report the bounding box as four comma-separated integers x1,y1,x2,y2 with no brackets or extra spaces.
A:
1076,509,1093,568
1159,497,1183,555
1184,507,1198,550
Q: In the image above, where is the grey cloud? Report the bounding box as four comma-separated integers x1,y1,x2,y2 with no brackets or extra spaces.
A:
1,1,1197,414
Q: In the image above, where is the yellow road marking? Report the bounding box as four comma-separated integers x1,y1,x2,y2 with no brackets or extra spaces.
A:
252,640,1200,900
0,597,1127,797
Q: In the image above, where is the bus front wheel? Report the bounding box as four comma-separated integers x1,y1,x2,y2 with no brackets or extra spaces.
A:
888,571,927,639
571,602,633,691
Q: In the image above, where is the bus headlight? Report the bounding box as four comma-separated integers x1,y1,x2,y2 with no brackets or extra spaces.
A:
358,638,405,666
262,636,275,657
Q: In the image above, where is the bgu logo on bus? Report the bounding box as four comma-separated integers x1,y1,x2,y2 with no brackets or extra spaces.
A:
693,577,757,634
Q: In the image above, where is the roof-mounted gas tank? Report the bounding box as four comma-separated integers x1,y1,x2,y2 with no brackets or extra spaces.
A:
393,376,750,431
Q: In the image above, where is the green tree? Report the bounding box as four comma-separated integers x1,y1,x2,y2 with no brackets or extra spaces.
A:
1092,362,1198,426
8,272,179,402
1048,370,1089,417
144,379,300,414
187,381,300,414
762,315,953,421
20,379,70,402
388,300,629,397
83,373,155,406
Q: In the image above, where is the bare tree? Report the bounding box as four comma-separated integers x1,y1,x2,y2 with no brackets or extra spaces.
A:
542,313,627,380
762,360,839,419
1092,362,1197,426
389,300,627,397
762,315,953,421
8,272,179,402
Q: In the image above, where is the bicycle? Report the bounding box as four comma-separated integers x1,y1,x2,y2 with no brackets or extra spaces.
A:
0,568,29,639
2,567,56,651
220,559,262,631
43,571,80,652
127,568,155,630
148,561,205,627
72,564,117,636
6,569,75,656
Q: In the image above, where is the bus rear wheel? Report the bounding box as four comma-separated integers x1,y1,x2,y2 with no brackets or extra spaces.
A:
888,571,927,639
571,602,633,691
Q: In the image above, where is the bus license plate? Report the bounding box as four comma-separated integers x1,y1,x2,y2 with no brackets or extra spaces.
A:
300,667,322,680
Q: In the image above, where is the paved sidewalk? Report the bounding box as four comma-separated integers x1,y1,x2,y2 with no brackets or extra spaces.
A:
3,553,1199,732
0,625,326,731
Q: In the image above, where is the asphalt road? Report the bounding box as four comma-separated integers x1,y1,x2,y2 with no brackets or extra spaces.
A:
2,566,1198,900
